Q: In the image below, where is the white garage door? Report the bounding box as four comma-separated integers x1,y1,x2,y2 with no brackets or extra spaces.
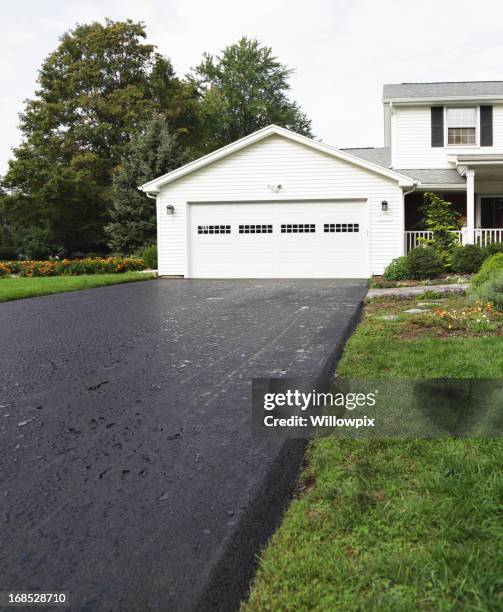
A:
188,201,368,278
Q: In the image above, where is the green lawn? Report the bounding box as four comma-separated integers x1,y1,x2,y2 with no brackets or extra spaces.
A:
243,295,503,611
0,272,155,302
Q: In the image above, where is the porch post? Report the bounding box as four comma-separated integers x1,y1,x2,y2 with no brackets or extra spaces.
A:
465,169,475,244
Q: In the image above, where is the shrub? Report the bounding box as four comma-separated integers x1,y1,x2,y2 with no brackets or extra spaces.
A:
139,244,157,269
483,242,503,257
451,244,485,274
6,257,145,277
18,261,57,277
470,271,503,312
419,192,461,265
54,256,145,275
382,256,411,281
0,263,13,278
471,253,503,288
406,247,444,280
5,261,22,274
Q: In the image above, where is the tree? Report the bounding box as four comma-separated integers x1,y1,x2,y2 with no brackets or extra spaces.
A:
420,192,461,265
2,19,200,255
105,117,190,253
193,37,312,149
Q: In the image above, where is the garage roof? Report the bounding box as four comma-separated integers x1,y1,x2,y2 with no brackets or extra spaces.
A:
140,125,416,193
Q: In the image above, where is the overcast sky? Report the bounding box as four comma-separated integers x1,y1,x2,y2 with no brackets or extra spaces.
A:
1,0,503,173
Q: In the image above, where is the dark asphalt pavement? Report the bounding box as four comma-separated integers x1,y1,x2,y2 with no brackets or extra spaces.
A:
0,279,367,611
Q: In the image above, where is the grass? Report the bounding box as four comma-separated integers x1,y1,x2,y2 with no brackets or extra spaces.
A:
0,272,155,302
243,295,503,611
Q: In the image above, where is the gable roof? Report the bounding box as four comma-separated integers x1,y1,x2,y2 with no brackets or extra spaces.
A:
342,147,391,167
383,81,503,102
344,147,466,187
140,125,415,193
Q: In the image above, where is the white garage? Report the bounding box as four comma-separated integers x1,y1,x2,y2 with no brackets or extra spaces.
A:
189,201,368,278
140,125,414,278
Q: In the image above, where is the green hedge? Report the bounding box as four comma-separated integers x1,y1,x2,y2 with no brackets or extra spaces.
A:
451,244,486,274
382,256,411,281
470,253,503,288
470,271,503,311
406,247,444,280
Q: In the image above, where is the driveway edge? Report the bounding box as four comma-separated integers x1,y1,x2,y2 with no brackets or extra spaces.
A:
195,297,365,611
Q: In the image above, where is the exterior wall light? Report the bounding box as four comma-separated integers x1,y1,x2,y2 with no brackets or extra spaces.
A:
166,204,175,215
381,200,389,212
267,184,282,193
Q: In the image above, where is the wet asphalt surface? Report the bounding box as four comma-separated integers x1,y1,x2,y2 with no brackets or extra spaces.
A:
0,278,367,611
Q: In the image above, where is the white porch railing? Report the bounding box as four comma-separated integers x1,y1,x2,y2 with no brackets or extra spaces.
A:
405,229,503,252
474,228,503,246
404,230,462,253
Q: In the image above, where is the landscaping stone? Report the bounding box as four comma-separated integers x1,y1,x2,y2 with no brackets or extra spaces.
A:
403,308,429,314
367,283,469,299
380,314,399,321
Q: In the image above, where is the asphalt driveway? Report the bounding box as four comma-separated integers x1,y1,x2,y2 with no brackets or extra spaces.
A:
0,279,367,611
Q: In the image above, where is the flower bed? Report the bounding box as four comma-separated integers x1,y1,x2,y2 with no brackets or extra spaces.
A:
410,301,502,333
0,257,146,278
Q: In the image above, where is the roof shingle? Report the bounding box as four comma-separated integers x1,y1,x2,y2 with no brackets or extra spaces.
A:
383,81,503,100
343,147,466,186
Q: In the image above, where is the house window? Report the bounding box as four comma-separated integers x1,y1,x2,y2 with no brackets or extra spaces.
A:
324,223,359,233
447,108,477,145
197,225,231,234
238,224,273,234
280,224,315,233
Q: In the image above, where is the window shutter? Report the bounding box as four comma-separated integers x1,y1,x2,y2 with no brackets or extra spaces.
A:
480,106,493,146
431,107,444,147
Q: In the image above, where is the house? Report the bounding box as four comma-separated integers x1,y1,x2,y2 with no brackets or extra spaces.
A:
141,81,503,278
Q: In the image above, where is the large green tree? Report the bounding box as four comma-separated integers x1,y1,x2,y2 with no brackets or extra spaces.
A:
105,117,190,253
2,19,199,256
193,37,312,149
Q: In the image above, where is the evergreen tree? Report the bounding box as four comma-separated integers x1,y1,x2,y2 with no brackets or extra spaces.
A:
105,117,190,253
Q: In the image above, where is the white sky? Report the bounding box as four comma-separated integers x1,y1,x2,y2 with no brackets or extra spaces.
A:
1,0,503,174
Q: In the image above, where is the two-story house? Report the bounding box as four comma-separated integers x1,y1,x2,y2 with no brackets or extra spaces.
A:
141,81,503,279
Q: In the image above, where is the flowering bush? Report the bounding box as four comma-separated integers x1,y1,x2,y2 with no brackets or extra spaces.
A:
411,301,501,333
19,261,57,277
0,262,13,277
0,257,146,278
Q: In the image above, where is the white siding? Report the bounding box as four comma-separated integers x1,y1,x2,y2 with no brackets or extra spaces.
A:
392,104,503,169
156,134,403,276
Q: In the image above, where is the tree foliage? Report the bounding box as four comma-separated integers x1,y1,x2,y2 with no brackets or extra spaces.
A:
0,26,313,257
2,19,199,255
420,192,461,265
193,37,312,148
105,117,189,253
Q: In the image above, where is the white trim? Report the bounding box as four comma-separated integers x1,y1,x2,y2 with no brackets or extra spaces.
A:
384,95,503,104
186,196,368,204
414,183,466,191
140,125,415,193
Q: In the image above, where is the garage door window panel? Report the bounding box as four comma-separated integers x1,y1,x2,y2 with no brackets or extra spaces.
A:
324,223,360,233
280,224,316,233
238,225,273,234
197,225,231,235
